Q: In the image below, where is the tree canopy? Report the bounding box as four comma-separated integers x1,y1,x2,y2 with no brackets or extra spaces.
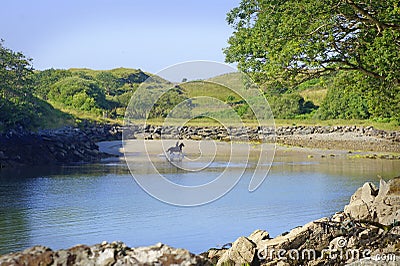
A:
224,0,400,86
0,40,33,97
0,41,73,131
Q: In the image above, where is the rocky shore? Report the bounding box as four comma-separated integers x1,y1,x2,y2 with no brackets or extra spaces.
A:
0,242,211,266
202,177,400,265
126,124,400,153
1,124,399,168
0,124,121,168
1,177,399,266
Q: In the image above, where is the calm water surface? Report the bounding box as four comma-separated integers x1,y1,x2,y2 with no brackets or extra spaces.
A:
0,145,399,254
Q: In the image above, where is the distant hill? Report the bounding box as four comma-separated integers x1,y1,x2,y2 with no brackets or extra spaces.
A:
1,39,398,134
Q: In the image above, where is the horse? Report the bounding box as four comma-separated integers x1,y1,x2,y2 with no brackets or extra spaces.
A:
166,141,185,160
167,141,185,155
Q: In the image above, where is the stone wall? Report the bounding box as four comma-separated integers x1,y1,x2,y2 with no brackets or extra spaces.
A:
124,124,400,142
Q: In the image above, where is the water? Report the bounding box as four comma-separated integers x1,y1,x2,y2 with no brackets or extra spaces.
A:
0,144,399,255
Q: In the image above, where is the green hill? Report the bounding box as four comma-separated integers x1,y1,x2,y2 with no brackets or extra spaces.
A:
1,41,398,133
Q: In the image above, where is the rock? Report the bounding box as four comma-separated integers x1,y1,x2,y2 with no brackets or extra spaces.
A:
97,248,115,266
344,177,400,225
329,236,347,250
0,246,54,266
128,242,210,266
205,248,227,264
248,229,270,246
331,212,346,223
0,126,115,168
258,217,331,253
217,237,256,266
358,229,370,240
344,199,372,220
361,182,378,203
0,242,211,266
346,236,357,248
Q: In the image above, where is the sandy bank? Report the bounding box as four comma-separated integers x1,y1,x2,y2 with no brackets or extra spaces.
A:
98,138,400,163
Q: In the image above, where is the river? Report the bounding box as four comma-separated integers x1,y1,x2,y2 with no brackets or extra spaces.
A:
0,141,399,254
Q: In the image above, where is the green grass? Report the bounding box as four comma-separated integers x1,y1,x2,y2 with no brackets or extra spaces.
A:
299,88,327,106
48,100,123,125
180,80,242,102
274,118,399,131
68,67,144,77
33,70,400,132
140,117,399,131
35,100,76,130
207,72,250,92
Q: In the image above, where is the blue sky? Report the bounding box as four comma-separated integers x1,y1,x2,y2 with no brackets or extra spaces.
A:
1,0,240,73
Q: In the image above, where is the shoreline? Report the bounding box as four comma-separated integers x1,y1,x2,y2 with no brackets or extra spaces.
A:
1,124,399,168
97,138,400,163
123,124,400,153
1,177,398,265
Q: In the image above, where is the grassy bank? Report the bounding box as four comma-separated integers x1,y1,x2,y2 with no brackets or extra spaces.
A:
274,118,400,131
134,117,399,131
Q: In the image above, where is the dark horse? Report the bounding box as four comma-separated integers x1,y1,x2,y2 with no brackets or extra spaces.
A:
167,140,185,160
166,141,185,156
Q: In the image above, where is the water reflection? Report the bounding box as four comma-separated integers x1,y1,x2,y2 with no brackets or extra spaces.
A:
0,150,399,255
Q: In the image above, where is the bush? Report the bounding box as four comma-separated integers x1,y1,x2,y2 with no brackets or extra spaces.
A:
49,77,108,112
318,74,370,119
266,93,316,119
317,71,399,122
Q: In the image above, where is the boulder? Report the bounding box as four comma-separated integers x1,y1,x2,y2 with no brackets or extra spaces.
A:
344,199,373,220
0,242,211,266
248,229,270,246
360,182,378,203
205,248,227,264
344,177,400,225
217,237,256,266
97,248,115,266
258,218,331,253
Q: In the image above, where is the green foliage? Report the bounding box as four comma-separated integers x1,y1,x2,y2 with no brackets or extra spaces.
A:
234,103,249,117
149,87,193,119
363,79,400,123
0,41,73,131
0,40,33,97
318,71,400,123
32,67,146,119
226,95,235,103
33,68,72,99
48,77,108,114
318,72,370,119
266,93,317,119
96,71,120,95
180,81,242,102
225,1,399,123
225,0,400,86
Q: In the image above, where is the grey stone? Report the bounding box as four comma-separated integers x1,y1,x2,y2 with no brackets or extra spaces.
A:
361,182,378,203
97,248,115,266
248,229,270,246
217,237,256,266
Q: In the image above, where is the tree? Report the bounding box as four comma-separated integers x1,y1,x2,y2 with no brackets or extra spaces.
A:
318,71,370,119
96,71,120,96
49,77,108,112
224,0,400,86
0,41,73,131
33,68,71,99
0,40,33,98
